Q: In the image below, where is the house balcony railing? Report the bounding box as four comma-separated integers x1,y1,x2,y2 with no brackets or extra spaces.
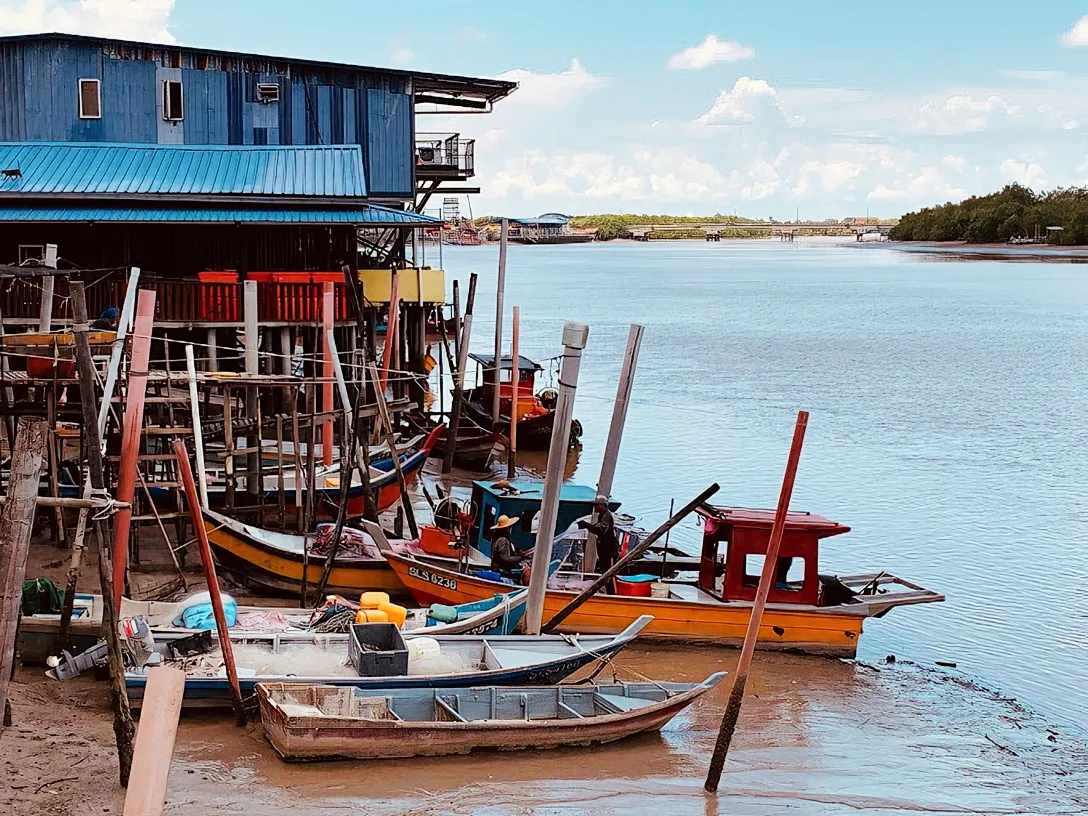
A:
416,133,474,179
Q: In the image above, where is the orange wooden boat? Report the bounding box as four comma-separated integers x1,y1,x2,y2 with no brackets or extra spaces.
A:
379,506,943,657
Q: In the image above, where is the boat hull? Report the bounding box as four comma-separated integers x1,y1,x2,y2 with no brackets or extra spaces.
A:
386,554,866,657
258,678,721,761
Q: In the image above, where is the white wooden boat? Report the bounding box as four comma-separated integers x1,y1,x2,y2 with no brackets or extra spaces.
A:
257,673,726,760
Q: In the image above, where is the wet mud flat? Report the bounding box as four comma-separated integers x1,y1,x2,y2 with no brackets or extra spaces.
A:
9,645,1074,816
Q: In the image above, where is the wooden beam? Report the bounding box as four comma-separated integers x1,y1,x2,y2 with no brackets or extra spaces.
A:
0,417,47,728
97,267,142,437
321,282,335,467
112,288,156,611
122,666,185,816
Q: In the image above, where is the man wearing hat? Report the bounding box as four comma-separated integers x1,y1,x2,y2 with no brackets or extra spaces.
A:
489,514,528,578
578,494,619,574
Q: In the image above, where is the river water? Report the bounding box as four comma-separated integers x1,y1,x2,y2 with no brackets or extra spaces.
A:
156,238,1088,815
440,238,1088,734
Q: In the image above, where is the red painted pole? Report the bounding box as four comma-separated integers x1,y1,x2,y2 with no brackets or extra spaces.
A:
704,410,809,794
321,281,335,467
172,438,247,725
111,289,156,611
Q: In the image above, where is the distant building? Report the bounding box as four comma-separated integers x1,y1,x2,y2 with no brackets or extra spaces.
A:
507,213,594,245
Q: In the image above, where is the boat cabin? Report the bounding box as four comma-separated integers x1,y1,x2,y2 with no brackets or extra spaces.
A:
469,479,619,558
695,507,850,606
468,354,542,413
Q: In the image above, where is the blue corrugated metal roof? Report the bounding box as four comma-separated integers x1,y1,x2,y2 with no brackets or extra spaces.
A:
0,204,438,225
0,143,367,198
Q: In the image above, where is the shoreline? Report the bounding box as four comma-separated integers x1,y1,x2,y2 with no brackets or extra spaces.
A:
861,240,1088,262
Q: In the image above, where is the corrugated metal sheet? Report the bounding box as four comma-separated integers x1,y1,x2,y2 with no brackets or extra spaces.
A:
0,203,438,224
366,89,412,196
0,142,368,197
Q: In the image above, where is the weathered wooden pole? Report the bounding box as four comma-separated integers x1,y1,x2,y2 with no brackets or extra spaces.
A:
0,417,47,728
97,267,142,436
321,281,335,467
379,272,401,401
37,243,57,332
367,362,419,539
491,218,508,427
704,410,809,794
243,280,260,497
112,288,156,611
184,344,208,509
524,322,589,635
507,305,520,480
543,483,719,633
121,666,184,816
442,273,478,473
173,438,246,726
66,283,137,785
585,324,643,572
451,279,462,363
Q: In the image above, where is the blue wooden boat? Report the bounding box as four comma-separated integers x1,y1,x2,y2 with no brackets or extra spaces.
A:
125,615,652,709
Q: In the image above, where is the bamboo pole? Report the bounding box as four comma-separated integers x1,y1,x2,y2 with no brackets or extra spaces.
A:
492,218,508,427
704,410,809,794
585,324,643,571
379,272,401,401
173,438,246,725
0,417,47,727
112,289,156,611
321,282,335,467
524,322,588,635
121,666,184,816
183,345,208,509
97,268,141,436
442,273,477,473
507,306,520,480
243,281,259,497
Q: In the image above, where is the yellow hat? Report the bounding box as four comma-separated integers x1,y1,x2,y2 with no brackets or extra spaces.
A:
491,514,520,531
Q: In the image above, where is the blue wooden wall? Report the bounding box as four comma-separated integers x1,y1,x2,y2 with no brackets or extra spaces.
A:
0,40,414,197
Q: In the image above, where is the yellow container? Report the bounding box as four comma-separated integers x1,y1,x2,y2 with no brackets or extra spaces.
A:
354,608,390,624
359,591,391,609
378,601,407,628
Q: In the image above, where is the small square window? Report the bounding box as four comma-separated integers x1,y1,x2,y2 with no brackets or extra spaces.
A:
78,79,101,119
18,245,44,264
163,80,184,121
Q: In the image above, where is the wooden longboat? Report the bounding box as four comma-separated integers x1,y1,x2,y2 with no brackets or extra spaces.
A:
380,506,944,658
203,507,411,599
126,617,653,709
257,674,726,761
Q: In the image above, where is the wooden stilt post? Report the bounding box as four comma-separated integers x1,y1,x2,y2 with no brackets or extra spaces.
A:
524,322,589,635
321,282,335,467
279,327,292,376
0,417,47,728
173,437,247,725
507,306,520,480
65,282,137,784
112,289,156,611
184,345,208,509
585,324,643,572
442,273,477,474
37,244,57,333
704,410,809,794
379,273,401,403
223,385,235,510
243,280,260,497
451,279,462,363
492,219,508,428
121,666,185,816
206,328,218,372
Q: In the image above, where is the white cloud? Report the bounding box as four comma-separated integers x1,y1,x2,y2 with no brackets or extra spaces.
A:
390,46,416,64
0,0,176,41
791,159,863,196
868,166,967,203
1061,14,1088,46
917,93,1020,134
1000,158,1046,188
695,77,803,127
666,34,755,70
498,59,606,109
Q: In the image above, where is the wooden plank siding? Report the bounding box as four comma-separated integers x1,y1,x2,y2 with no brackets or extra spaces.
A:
0,39,414,200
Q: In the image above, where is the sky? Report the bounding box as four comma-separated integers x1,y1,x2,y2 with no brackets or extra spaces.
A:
3,0,1088,218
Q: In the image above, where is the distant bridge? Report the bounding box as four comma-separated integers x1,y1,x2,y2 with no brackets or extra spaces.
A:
627,221,898,242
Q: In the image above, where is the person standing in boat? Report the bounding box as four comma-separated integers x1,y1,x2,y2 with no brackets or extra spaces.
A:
579,494,619,574
490,515,529,579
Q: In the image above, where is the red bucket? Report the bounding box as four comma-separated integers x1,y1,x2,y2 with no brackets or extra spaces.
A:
613,577,654,597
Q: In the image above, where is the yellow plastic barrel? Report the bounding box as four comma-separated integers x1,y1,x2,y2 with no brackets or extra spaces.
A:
354,608,390,624
378,601,407,628
359,591,390,609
